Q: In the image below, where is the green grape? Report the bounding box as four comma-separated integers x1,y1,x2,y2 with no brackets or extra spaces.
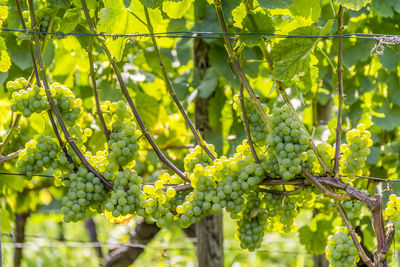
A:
50,83,82,126
235,193,268,251
233,94,268,147
342,200,363,225
108,121,140,167
10,86,48,117
263,193,298,233
384,194,400,222
6,77,29,94
104,169,145,218
16,136,62,177
263,105,314,180
61,167,108,223
339,124,373,182
184,144,214,172
325,229,359,267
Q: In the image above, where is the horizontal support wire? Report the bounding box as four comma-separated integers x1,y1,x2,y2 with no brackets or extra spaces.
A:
2,27,399,40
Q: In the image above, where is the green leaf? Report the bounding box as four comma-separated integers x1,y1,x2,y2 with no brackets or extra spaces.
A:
367,146,380,165
135,90,159,128
289,0,321,24
258,0,294,9
47,0,71,8
270,23,331,81
232,3,246,28
240,8,274,46
378,46,399,72
336,0,370,11
197,67,219,98
140,0,163,8
298,218,332,254
59,8,81,33
370,0,400,17
162,0,194,19
124,0,132,8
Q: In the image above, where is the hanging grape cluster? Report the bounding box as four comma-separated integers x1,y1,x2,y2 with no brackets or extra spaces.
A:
325,229,359,267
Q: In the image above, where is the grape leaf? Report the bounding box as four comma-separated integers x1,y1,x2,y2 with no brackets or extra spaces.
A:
124,0,132,8
48,0,71,8
270,22,332,81
197,67,218,98
370,0,400,17
162,0,194,19
59,8,81,33
299,218,332,254
240,8,274,46
336,0,370,11
140,0,163,8
289,0,321,25
135,90,159,128
232,3,246,28
258,0,294,9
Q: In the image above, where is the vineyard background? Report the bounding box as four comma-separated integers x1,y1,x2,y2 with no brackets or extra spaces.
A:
1,0,400,266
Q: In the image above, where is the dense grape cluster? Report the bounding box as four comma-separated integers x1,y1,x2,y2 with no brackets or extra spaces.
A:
264,105,315,180
325,229,359,267
233,94,268,146
108,122,140,167
339,124,373,181
50,83,82,126
61,168,108,223
263,193,298,233
184,145,214,172
384,194,400,221
16,136,60,177
342,200,363,225
10,86,48,117
24,7,61,32
316,143,334,173
235,193,268,251
6,77,28,94
104,169,144,218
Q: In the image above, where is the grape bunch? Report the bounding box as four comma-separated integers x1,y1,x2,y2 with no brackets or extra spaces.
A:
184,144,214,172
295,186,317,208
264,105,315,180
233,94,268,147
108,122,140,167
16,136,60,177
104,169,144,218
6,77,29,94
325,229,359,267
10,86,48,117
50,83,82,126
384,194,400,222
263,193,298,233
339,124,373,181
61,168,108,223
342,200,363,225
235,193,268,251
316,143,334,173
24,7,61,33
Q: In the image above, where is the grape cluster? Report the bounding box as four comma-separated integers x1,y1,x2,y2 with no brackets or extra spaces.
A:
339,124,373,181
6,77,28,94
184,145,214,172
10,86,48,117
16,136,60,177
384,194,400,221
325,229,359,267
235,193,268,251
264,105,315,180
50,83,82,126
317,143,334,173
24,7,61,32
108,122,140,167
342,200,363,225
263,193,298,233
295,186,317,208
104,169,144,218
61,168,108,223
233,94,268,147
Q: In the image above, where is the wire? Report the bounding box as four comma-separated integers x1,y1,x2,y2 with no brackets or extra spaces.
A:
2,27,400,40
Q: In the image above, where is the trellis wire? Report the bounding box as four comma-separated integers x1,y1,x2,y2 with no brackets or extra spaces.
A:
2,27,398,55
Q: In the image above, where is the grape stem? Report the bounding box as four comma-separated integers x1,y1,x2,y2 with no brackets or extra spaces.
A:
335,202,374,267
238,52,260,163
87,36,110,143
259,42,331,177
80,0,188,182
213,0,273,132
26,0,113,190
333,5,344,177
377,222,395,263
0,149,23,165
142,6,216,161
0,114,21,156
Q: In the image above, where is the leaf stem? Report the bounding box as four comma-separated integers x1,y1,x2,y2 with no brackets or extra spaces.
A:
213,0,272,132
335,202,374,267
80,0,187,181
27,0,113,189
317,46,336,73
333,5,344,177
142,6,216,161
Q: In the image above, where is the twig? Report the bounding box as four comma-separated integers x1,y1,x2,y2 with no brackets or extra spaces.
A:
317,46,336,73
333,5,344,177
371,195,387,266
0,149,23,165
80,0,187,181
335,203,374,267
302,168,349,200
259,41,331,177
259,188,302,195
0,114,21,156
378,222,395,263
88,36,110,143
213,0,272,132
142,6,216,161
27,0,113,189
